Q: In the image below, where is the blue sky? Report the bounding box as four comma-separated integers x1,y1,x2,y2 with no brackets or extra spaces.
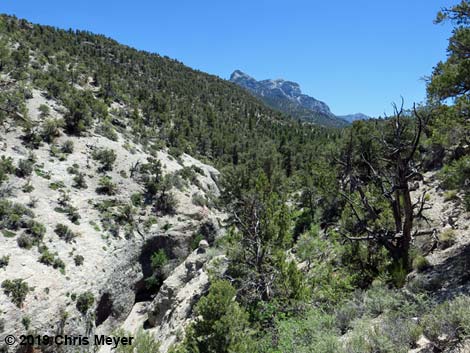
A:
1,0,456,116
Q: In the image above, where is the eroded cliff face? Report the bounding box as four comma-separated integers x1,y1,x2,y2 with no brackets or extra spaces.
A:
0,88,226,353
95,240,227,353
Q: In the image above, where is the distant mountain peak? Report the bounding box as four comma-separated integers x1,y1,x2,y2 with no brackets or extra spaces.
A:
230,70,338,126
230,70,370,127
338,112,371,123
230,70,252,81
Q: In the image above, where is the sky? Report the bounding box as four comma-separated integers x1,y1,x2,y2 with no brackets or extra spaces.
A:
1,0,457,117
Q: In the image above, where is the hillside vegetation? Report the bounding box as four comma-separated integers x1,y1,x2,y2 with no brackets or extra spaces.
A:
0,2,470,353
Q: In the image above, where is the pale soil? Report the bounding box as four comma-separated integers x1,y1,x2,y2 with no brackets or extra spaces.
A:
0,88,225,351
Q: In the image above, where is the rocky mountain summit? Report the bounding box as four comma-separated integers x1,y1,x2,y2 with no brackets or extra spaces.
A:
338,112,371,123
230,70,370,127
230,70,333,116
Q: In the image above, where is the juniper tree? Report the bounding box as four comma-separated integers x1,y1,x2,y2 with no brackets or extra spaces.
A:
337,103,431,272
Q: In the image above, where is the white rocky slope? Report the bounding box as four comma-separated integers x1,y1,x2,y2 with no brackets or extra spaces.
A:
408,172,470,353
409,172,470,299
0,88,225,353
98,244,227,353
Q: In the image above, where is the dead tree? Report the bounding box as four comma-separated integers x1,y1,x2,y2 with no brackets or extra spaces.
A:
338,101,431,270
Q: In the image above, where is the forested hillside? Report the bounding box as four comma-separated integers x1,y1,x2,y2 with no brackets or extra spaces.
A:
0,1,470,352
0,14,338,173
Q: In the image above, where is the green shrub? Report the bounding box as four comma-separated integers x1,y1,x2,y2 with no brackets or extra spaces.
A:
65,205,81,224
171,174,186,191
0,156,14,173
115,203,136,225
144,275,160,292
22,127,43,149
96,120,118,141
0,156,14,186
74,255,84,266
438,229,456,249
89,220,101,231
3,212,44,245
146,176,179,216
412,255,431,272
335,296,365,333
140,158,163,198
63,93,93,135
143,216,158,231
92,148,117,172
156,191,178,215
76,291,94,314
191,193,207,207
0,255,9,270
22,316,31,330
439,156,470,190
295,225,323,266
2,278,32,307
362,286,404,316
96,198,120,210
38,104,50,118
39,249,65,270
38,249,53,267
55,258,66,271
421,295,470,347
2,229,15,238
67,164,80,175
25,219,46,242
1,213,21,230
73,172,87,189
177,280,252,353
114,329,160,353
443,190,458,202
151,249,168,271
96,176,117,195
41,118,62,143
54,223,77,242
257,309,341,353
21,181,34,193
57,190,71,206
17,233,33,249
464,192,470,211
345,316,422,353
344,286,428,322
179,167,196,180
49,181,65,190
389,260,407,288
0,169,8,187
131,193,143,206
61,140,74,154
16,159,33,178
337,287,430,349
168,146,183,159
192,165,204,175
49,144,65,159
